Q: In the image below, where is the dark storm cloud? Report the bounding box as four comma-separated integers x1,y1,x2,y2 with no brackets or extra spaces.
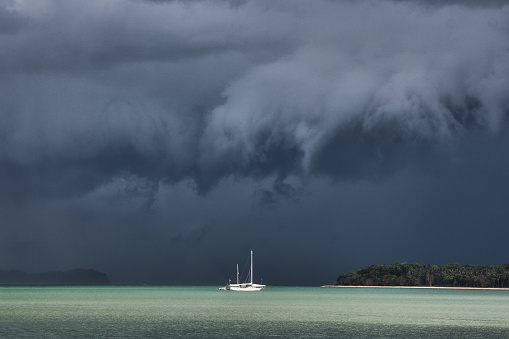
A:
0,0,28,34
2,0,508,191
199,1,509,187
396,0,509,7
1,0,509,285
0,1,295,74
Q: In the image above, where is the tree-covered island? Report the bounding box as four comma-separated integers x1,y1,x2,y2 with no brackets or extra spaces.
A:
335,263,509,288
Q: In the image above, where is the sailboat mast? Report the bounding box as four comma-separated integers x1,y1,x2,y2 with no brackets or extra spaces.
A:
250,249,253,285
236,264,239,284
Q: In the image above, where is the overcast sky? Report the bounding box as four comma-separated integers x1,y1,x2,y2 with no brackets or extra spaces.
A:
1,0,509,285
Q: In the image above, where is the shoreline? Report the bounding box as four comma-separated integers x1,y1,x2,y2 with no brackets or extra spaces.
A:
321,285,509,291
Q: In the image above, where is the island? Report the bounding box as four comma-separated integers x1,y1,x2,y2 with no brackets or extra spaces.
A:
333,262,509,288
0,269,110,286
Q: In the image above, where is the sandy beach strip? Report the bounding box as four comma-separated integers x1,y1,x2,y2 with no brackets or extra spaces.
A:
321,285,509,291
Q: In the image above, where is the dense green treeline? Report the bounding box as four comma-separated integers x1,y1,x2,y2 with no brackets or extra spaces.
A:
335,263,509,288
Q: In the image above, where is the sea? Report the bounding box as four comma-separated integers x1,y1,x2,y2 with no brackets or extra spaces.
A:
1,286,509,338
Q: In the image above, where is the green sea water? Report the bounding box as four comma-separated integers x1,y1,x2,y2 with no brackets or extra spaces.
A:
1,286,509,338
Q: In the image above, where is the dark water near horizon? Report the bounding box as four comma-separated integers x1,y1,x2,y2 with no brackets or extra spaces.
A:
1,286,508,338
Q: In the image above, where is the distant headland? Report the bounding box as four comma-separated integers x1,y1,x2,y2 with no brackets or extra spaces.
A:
0,269,110,286
332,262,509,288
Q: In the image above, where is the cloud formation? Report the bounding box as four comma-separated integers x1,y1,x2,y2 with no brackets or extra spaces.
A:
1,0,509,284
1,0,508,191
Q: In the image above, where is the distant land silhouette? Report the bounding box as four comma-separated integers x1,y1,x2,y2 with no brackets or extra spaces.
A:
0,269,110,286
335,263,509,288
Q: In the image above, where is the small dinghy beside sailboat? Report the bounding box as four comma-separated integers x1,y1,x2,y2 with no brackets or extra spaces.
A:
220,250,266,291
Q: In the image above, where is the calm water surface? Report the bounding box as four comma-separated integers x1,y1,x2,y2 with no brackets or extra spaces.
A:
1,286,509,338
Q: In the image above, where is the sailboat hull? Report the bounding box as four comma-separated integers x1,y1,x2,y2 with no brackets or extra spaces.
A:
226,283,266,291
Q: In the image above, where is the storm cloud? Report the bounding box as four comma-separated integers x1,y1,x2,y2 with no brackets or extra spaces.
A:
1,0,509,285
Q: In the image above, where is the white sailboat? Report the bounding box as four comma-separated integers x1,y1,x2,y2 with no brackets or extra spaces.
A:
220,250,266,291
